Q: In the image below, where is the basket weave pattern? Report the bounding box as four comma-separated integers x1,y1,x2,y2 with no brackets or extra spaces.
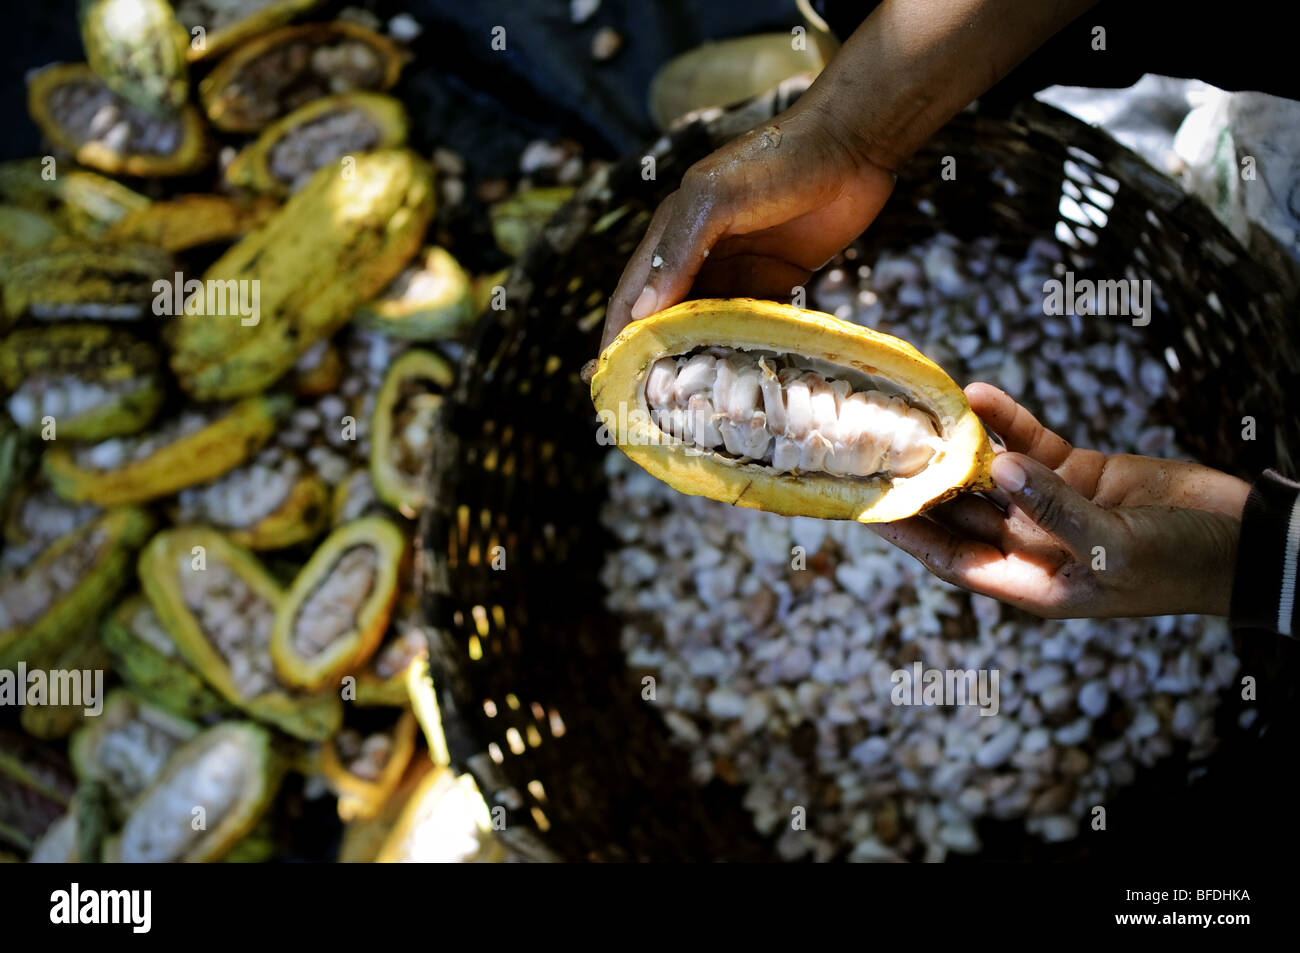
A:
420,96,1298,861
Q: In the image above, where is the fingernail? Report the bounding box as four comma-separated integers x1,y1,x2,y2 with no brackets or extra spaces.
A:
630,285,658,321
991,454,1026,492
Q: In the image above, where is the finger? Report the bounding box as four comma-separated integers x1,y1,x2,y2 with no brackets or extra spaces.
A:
870,517,1058,606
965,382,1073,468
932,494,1069,564
871,518,1074,617
870,516,994,587
602,194,680,353
990,452,1118,564
634,169,735,316
984,485,1013,510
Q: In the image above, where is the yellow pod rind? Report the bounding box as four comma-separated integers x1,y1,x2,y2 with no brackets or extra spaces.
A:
370,348,453,517
0,237,172,324
590,298,994,523
471,268,509,317
80,0,190,114
104,193,279,253
167,149,434,400
0,159,149,240
225,92,409,196
18,636,114,740
270,516,406,692
27,64,211,178
68,688,199,813
44,394,289,505
113,722,280,862
0,505,154,670
138,527,342,741
354,629,426,708
489,185,575,258
225,472,330,551
181,0,324,63
374,767,502,863
354,246,474,341
0,323,165,440
100,595,230,721
320,710,418,822
199,20,403,131
0,205,62,252
337,757,431,862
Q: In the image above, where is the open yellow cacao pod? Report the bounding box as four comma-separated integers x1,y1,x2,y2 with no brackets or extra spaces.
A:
590,299,994,523
26,63,211,178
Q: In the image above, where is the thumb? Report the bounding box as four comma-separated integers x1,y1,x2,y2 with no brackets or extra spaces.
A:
990,452,1117,562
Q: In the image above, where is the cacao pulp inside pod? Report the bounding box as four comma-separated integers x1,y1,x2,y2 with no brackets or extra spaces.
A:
26,64,211,177
167,149,434,400
80,0,190,114
0,505,153,670
0,323,164,441
18,635,114,741
222,471,330,550
590,299,994,522
0,728,75,854
370,348,452,517
138,527,343,741
489,185,576,258
0,237,172,324
0,159,149,240
101,595,229,721
175,0,325,63
226,92,409,196
2,485,99,554
174,446,330,551
198,20,403,132
355,246,474,341
320,710,418,821
330,467,383,527
69,688,198,816
110,721,280,862
44,394,289,505
271,516,405,691
104,193,279,253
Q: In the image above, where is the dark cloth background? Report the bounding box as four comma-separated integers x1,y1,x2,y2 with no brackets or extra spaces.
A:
0,0,799,167
814,0,1300,110
5,1,1294,170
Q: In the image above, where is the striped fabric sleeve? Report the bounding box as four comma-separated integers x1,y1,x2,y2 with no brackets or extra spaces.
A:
1231,469,1300,636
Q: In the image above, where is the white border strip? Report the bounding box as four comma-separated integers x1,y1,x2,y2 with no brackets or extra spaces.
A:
1278,496,1300,636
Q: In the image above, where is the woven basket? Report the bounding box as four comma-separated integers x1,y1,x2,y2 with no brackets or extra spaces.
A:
419,91,1300,862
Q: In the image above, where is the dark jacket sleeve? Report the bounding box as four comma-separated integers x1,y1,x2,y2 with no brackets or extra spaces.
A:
1231,470,1300,636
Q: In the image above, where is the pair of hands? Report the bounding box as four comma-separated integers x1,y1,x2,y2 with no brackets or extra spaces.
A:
597,100,1248,620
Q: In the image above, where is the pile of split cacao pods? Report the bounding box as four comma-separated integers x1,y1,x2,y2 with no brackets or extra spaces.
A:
0,0,577,862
